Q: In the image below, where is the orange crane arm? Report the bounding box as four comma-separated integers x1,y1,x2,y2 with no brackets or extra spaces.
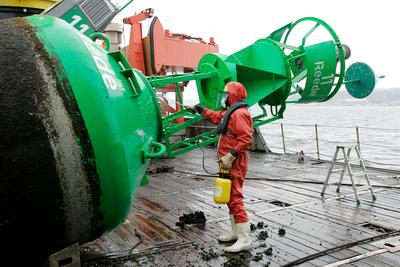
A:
123,8,154,74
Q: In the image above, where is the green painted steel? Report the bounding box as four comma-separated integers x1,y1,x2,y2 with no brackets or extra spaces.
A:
27,15,163,233
194,17,348,108
345,62,377,99
196,54,235,109
59,5,95,35
282,17,347,103
89,32,111,51
224,38,291,107
299,41,337,103
149,17,377,158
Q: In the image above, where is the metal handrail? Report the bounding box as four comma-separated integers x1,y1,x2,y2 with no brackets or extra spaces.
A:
264,123,400,171
269,122,400,131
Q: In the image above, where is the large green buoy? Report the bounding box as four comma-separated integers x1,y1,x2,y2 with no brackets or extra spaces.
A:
0,15,165,260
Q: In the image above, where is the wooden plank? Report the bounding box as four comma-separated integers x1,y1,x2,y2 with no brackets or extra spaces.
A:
81,148,400,266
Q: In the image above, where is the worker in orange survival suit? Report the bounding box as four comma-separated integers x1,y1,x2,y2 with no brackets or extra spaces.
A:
189,81,253,253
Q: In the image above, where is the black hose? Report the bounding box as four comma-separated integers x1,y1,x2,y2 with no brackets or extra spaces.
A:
174,169,400,189
281,230,400,267
199,145,218,175
128,229,144,255
194,120,218,176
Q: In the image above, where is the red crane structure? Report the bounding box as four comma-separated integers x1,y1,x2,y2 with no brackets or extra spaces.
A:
123,9,218,123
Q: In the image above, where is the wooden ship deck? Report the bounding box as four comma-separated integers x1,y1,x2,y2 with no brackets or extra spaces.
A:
81,147,400,266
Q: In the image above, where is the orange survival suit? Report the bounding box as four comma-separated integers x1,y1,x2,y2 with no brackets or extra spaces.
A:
201,82,253,223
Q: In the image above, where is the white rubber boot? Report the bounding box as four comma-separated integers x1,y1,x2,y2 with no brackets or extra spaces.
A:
218,215,237,242
224,221,251,253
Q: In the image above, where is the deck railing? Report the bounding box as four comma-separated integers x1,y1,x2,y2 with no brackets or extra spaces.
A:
264,123,400,171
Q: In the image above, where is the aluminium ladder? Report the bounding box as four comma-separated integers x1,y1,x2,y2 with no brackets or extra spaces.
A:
321,145,376,205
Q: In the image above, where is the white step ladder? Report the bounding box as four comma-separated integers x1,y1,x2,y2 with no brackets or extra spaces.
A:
320,145,376,205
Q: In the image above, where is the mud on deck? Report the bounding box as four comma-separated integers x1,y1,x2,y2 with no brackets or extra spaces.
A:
81,148,400,266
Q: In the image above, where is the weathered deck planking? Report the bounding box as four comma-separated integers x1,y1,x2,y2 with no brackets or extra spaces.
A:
81,147,400,266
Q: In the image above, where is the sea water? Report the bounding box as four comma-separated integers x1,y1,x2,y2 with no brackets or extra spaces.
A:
258,105,400,171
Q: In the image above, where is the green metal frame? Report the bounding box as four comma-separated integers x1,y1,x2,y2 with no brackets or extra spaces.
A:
148,71,217,88
161,104,286,158
280,17,346,103
148,17,369,159
148,71,220,157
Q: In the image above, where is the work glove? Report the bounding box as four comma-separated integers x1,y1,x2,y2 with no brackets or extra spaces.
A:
186,104,204,114
218,152,237,170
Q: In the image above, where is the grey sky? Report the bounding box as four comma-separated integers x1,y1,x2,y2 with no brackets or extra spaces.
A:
115,0,399,90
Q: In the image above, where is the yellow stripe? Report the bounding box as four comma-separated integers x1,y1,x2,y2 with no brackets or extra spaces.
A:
1,0,58,10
